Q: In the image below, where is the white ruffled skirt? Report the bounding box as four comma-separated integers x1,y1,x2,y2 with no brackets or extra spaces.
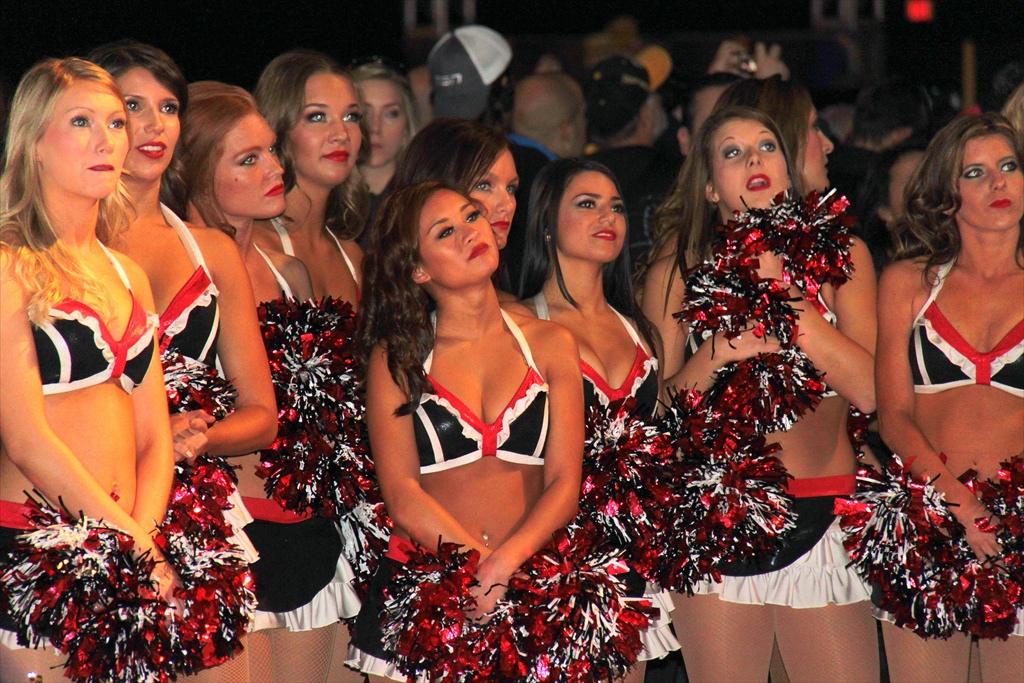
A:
688,518,872,607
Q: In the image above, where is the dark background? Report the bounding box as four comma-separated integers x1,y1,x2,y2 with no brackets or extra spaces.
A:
2,0,1022,107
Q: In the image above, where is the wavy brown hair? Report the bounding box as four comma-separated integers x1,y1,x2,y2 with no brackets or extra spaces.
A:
391,118,507,194
894,112,1024,277
176,81,262,235
648,106,797,313
358,180,458,415
255,49,368,240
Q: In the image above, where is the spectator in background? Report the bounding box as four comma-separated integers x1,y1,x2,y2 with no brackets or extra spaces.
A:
428,24,549,286
407,64,433,126
350,58,419,243
585,52,678,266
828,79,931,208
1003,82,1024,143
676,72,743,155
511,73,586,160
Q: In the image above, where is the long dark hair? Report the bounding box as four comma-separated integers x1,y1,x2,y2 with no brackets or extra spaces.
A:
894,112,1024,276
87,40,189,212
392,118,507,193
518,158,657,352
358,180,458,414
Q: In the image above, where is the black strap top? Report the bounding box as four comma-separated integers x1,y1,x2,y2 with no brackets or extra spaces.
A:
533,293,658,418
156,205,219,365
32,244,157,394
414,311,549,474
910,262,1024,398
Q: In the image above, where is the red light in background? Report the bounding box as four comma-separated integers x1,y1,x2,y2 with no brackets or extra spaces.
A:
905,0,934,23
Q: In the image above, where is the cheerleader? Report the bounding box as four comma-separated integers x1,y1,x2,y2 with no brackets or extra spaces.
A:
390,118,520,299
873,112,1023,683
348,180,586,681
517,158,681,681
642,106,879,682
87,40,276,473
179,81,362,683
253,50,365,304
0,57,177,681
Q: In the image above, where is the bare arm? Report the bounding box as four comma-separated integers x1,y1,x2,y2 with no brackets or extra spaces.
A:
776,238,878,411
0,253,162,553
875,261,999,559
641,254,688,383
199,229,277,455
366,345,483,551
119,256,174,533
477,320,583,586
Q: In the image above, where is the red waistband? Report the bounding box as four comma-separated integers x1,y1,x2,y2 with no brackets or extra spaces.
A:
241,496,313,524
0,500,33,530
386,534,416,563
785,474,856,498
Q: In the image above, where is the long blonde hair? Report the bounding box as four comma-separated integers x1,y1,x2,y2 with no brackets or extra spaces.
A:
254,50,368,240
0,57,133,324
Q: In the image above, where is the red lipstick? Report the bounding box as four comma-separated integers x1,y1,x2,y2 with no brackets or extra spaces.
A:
490,220,510,233
136,142,166,159
88,164,115,171
990,198,1012,209
592,229,617,241
746,174,771,191
265,183,285,197
468,243,489,260
324,150,350,163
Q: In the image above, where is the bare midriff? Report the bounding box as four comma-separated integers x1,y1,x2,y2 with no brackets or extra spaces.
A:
0,382,138,513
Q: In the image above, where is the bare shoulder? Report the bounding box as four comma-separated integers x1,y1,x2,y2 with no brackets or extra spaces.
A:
501,298,536,317
107,248,152,292
340,238,364,265
508,312,577,365
189,223,237,253
879,258,926,295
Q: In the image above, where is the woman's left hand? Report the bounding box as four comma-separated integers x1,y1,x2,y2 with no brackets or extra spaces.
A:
170,409,215,463
471,552,513,618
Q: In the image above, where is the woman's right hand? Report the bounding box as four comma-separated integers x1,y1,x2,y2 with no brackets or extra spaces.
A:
711,329,782,365
170,410,215,463
951,492,1003,561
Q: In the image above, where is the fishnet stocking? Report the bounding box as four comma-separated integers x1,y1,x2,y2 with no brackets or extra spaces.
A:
325,623,363,682
247,625,336,683
881,621,971,683
181,633,252,683
670,592,775,683
773,602,878,683
976,635,1024,683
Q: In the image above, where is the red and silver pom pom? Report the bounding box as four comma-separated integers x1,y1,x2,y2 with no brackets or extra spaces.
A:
382,529,650,682
338,500,393,600
571,397,681,582
836,456,1023,639
0,498,177,683
155,516,257,672
257,297,376,518
162,350,238,420
655,390,795,593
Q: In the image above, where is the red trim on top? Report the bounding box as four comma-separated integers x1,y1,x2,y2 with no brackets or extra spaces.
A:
385,534,416,563
0,500,33,530
580,344,651,402
241,496,312,524
427,366,543,457
157,267,213,351
55,295,150,380
924,303,1024,386
786,474,856,498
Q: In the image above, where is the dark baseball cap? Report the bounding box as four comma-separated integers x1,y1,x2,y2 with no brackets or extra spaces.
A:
586,50,671,139
428,25,512,120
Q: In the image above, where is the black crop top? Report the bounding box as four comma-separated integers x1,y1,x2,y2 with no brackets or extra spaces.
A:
413,311,549,474
910,262,1024,397
156,206,219,365
32,244,157,394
